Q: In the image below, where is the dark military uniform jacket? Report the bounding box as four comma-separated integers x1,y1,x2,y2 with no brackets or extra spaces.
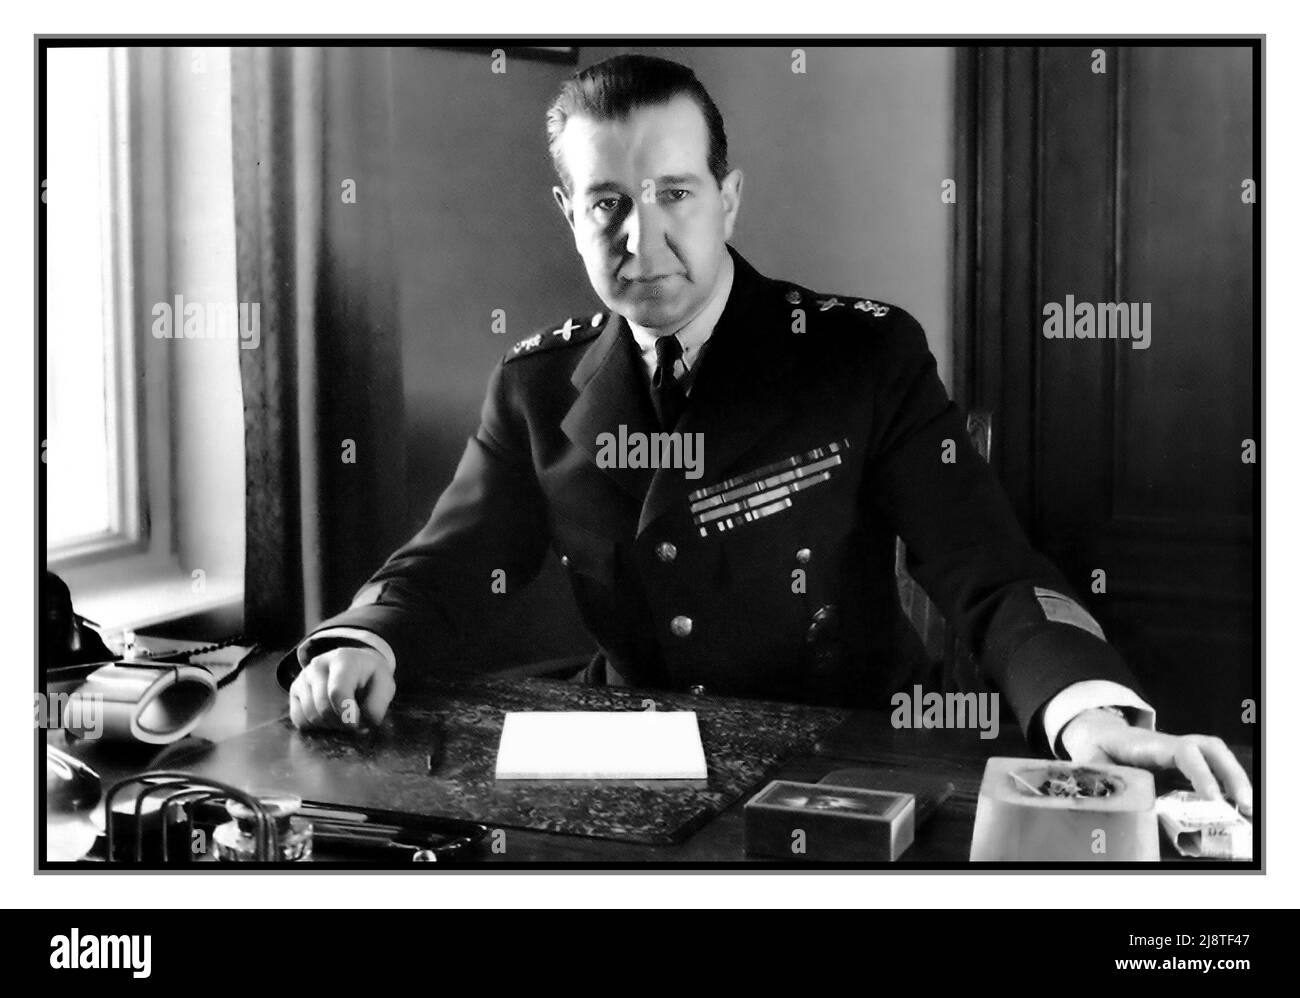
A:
305,247,1140,744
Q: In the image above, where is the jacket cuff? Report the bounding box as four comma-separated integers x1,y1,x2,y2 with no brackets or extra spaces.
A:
1001,625,1143,751
298,627,397,671
1042,680,1157,758
276,600,432,691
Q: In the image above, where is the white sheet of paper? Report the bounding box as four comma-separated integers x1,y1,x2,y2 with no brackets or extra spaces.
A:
494,711,708,780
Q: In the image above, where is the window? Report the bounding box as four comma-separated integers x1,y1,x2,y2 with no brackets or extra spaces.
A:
45,47,246,633
46,47,139,556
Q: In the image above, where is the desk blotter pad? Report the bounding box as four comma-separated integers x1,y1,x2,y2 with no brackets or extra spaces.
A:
187,677,847,845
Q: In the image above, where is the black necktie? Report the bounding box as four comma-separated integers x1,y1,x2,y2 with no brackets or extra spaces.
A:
651,334,686,430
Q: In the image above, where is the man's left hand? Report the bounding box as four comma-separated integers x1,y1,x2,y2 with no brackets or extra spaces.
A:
1060,708,1253,817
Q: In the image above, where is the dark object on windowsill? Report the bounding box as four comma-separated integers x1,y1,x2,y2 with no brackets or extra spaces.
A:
41,571,115,670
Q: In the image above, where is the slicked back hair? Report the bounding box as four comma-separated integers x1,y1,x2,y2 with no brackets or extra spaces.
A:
546,54,729,195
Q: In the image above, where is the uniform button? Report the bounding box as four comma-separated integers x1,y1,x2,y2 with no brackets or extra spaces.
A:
796,547,812,564
559,554,570,568
655,541,678,563
785,289,802,305
806,604,839,643
669,615,693,638
688,684,706,696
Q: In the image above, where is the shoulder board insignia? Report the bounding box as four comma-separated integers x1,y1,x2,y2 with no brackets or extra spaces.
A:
788,285,892,320
852,299,891,318
511,332,544,355
507,311,607,361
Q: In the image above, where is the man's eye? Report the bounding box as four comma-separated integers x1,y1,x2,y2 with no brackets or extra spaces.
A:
593,197,622,213
663,189,690,202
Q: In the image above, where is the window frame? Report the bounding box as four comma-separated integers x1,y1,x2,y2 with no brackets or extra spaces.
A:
46,47,156,569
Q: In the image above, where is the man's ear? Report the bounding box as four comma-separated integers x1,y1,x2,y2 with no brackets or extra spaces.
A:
553,186,577,233
719,168,743,240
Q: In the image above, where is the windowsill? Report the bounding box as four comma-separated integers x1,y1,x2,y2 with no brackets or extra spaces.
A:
52,552,243,636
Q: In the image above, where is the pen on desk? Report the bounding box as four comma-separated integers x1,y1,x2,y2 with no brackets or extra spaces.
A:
309,821,450,861
427,717,444,774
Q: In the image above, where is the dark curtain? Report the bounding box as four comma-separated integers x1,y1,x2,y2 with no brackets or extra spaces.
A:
232,47,408,643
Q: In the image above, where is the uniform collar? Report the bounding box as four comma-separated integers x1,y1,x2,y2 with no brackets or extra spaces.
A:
626,252,735,378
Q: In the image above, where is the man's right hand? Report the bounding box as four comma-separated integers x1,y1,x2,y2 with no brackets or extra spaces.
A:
288,646,396,731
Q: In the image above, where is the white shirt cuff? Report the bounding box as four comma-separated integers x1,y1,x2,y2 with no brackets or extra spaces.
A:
298,627,397,673
1042,680,1156,759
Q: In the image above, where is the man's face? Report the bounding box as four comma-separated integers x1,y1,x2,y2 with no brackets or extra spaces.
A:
554,96,743,331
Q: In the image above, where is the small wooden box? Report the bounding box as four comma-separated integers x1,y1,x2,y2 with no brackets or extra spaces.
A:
744,780,916,862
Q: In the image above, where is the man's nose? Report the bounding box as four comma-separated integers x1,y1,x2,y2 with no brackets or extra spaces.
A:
622,200,666,258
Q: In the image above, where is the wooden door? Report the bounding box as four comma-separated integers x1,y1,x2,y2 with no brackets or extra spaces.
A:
954,44,1259,737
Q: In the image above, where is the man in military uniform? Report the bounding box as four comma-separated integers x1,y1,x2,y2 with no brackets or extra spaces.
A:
287,55,1251,810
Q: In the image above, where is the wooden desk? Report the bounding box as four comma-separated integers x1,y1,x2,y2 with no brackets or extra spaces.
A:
49,650,1253,865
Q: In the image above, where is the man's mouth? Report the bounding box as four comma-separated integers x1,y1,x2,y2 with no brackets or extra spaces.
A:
619,273,686,292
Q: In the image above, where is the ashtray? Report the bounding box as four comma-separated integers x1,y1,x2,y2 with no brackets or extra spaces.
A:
969,757,1158,862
